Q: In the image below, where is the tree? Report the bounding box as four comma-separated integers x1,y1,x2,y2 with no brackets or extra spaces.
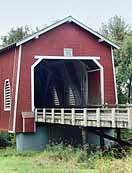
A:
1,25,32,47
117,35,132,103
100,15,130,44
100,15,132,103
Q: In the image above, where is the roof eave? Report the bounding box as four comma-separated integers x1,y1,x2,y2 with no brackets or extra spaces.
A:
15,16,119,49
16,16,72,46
0,42,16,54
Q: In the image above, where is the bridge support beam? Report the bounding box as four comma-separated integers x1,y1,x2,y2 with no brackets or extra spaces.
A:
81,127,87,150
117,128,121,140
100,128,104,149
89,128,131,147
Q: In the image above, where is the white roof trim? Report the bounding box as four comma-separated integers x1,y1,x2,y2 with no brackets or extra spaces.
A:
16,16,119,49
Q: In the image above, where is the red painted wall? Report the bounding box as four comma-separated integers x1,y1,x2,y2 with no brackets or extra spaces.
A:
15,22,116,132
8,48,19,132
88,71,101,105
23,118,35,132
0,22,116,132
0,48,17,131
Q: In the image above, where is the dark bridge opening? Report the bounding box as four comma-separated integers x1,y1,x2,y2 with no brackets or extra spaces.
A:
34,59,101,108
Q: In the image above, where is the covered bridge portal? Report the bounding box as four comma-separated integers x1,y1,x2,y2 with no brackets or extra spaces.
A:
1,16,131,150
34,58,102,109
31,57,132,149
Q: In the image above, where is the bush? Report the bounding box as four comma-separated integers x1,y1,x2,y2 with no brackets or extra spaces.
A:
0,132,15,147
45,144,75,161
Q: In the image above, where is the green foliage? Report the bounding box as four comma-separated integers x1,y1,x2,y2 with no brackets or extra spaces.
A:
100,15,132,104
116,35,132,103
45,144,75,161
0,132,12,147
121,129,132,141
100,15,130,43
0,145,132,173
1,26,32,47
0,132,17,148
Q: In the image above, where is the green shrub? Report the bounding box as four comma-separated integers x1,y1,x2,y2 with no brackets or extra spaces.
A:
0,132,15,147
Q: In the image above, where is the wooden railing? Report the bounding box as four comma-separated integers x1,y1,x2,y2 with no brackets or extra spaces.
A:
35,108,132,129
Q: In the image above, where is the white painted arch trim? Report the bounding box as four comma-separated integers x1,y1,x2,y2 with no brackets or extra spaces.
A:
34,55,100,60
111,47,118,104
93,59,104,105
31,56,104,111
12,45,22,132
31,58,43,112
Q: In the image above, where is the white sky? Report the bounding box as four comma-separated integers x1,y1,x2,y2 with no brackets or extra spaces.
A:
0,0,131,36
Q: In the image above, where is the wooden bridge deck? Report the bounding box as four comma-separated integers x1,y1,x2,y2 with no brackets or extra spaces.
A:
35,107,132,129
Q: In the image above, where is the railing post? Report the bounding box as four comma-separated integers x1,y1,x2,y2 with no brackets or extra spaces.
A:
112,108,116,128
51,108,54,123
84,108,87,127
61,108,64,124
35,108,37,122
72,108,75,125
96,108,100,127
43,108,46,122
128,108,132,129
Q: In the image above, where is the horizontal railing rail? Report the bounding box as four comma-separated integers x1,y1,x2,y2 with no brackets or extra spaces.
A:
34,107,132,129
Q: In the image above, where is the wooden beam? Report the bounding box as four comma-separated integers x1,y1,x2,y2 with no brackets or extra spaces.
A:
112,108,116,128
72,108,75,125
51,109,54,123
100,128,104,148
117,128,121,140
61,108,64,124
43,109,46,122
83,108,87,126
35,109,37,121
89,128,131,147
22,112,34,118
128,108,132,129
96,108,100,127
81,127,87,150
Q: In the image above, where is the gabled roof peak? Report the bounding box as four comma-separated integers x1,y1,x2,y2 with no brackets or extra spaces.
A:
16,16,119,49
0,16,119,53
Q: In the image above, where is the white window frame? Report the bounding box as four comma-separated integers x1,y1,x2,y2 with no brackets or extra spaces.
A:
64,48,73,57
4,79,11,111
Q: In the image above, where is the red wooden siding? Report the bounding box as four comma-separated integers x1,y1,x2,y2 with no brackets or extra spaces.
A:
0,48,16,131
8,48,19,132
88,71,101,105
15,22,116,132
0,22,116,132
23,118,35,132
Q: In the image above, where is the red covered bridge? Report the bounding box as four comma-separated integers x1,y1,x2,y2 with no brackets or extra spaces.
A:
0,16,131,150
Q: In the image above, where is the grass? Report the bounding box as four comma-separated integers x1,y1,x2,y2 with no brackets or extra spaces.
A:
0,146,96,173
0,145,132,173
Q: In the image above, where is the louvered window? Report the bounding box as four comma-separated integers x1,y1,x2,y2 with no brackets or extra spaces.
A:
53,87,60,106
4,79,11,111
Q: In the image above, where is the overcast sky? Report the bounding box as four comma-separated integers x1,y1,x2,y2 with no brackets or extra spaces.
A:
0,0,131,36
